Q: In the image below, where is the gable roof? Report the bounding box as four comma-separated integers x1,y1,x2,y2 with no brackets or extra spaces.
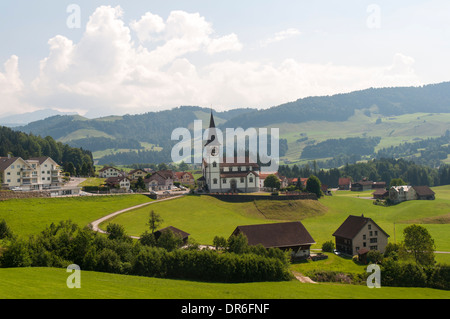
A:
154,226,190,240
28,156,55,165
0,157,21,171
98,166,120,172
412,186,435,196
232,221,315,248
339,177,352,185
332,215,389,239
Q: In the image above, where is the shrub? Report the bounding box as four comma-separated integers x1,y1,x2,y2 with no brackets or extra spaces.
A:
321,240,335,253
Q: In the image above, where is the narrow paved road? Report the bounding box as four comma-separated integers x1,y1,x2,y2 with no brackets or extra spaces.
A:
90,195,185,239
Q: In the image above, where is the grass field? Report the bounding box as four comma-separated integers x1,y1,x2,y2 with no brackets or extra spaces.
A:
1,267,448,299
0,195,152,237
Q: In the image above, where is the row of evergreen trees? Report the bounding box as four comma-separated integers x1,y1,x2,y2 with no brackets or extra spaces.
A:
0,126,93,170
278,158,450,188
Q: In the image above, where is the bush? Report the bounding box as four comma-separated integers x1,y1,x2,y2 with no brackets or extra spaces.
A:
321,240,335,253
0,220,13,239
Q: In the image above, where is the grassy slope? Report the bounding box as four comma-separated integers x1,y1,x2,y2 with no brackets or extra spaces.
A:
0,195,152,237
279,112,450,164
1,267,448,299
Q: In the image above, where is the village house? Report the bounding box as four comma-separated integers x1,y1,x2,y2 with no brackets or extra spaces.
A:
338,177,352,190
332,214,390,256
127,169,148,181
105,176,131,192
372,188,389,200
389,185,436,203
230,221,316,259
154,226,190,245
98,166,122,179
174,171,195,186
0,155,62,191
145,170,175,191
351,180,374,192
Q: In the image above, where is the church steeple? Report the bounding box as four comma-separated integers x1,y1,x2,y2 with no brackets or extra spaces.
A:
205,110,220,147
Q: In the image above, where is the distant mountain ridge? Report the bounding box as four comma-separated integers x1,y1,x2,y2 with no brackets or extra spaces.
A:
13,82,450,165
0,109,77,127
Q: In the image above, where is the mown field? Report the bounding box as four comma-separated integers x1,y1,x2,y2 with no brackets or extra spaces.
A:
0,186,449,299
1,267,448,299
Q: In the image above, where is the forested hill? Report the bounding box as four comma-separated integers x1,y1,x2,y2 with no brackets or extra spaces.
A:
0,125,94,170
223,82,450,128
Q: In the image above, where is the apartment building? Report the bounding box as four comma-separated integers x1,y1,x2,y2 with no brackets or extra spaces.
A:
0,155,62,191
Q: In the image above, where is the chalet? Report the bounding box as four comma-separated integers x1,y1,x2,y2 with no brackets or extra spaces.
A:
230,221,316,259
372,188,388,199
127,169,148,181
145,171,174,191
154,226,190,245
372,182,386,189
105,176,131,191
174,171,195,186
98,166,121,179
389,185,416,204
351,180,373,192
412,186,435,201
338,177,352,190
332,215,389,256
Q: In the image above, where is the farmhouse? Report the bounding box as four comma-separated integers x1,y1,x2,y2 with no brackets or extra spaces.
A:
230,221,316,259
201,112,260,193
154,226,190,245
105,176,131,191
412,186,435,200
98,166,122,178
175,171,195,186
127,169,147,181
372,188,388,199
351,180,374,192
145,171,174,191
338,177,352,190
332,215,389,256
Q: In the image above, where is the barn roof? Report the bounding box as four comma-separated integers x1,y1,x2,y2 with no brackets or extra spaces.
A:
232,221,315,248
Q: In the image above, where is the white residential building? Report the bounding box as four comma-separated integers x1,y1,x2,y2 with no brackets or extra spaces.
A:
0,155,62,190
98,166,122,178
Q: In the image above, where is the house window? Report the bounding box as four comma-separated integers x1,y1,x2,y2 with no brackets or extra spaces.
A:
213,162,217,168
375,231,378,236
213,178,218,184
369,231,373,236
223,179,227,184
370,238,377,243
363,235,366,240
363,242,366,247
356,247,360,251
368,224,372,230
249,177,253,183
240,177,244,183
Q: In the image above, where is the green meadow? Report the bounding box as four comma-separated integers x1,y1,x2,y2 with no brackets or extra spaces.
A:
0,195,152,237
1,267,448,299
0,186,449,299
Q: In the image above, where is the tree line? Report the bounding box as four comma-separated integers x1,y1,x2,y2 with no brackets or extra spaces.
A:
0,125,93,170
0,219,291,283
279,158,450,188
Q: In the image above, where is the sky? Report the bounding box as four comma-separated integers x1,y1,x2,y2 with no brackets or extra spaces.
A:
0,0,449,118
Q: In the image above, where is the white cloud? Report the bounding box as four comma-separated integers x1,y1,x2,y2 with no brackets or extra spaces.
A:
261,28,301,47
0,6,423,118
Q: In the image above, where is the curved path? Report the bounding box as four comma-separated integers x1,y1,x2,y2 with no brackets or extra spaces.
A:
90,195,186,239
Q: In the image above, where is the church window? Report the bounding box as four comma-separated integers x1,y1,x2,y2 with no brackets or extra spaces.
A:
213,162,217,168
213,178,218,184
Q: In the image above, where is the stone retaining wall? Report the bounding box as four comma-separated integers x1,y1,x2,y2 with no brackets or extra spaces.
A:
207,193,318,202
0,190,51,201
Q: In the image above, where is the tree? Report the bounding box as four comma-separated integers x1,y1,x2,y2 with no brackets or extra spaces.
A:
321,240,335,253
263,174,280,191
106,223,131,243
213,236,227,250
139,231,157,247
227,233,249,254
306,175,323,198
403,224,435,266
0,219,13,239
135,176,146,191
147,210,163,234
389,178,406,188
156,230,183,252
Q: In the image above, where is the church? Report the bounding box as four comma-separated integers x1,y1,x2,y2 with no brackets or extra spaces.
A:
200,112,261,193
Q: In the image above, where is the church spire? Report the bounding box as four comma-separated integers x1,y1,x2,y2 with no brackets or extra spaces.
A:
209,109,216,129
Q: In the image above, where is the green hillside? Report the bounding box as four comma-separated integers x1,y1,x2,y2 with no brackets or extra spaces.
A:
1,267,448,299
13,83,450,166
